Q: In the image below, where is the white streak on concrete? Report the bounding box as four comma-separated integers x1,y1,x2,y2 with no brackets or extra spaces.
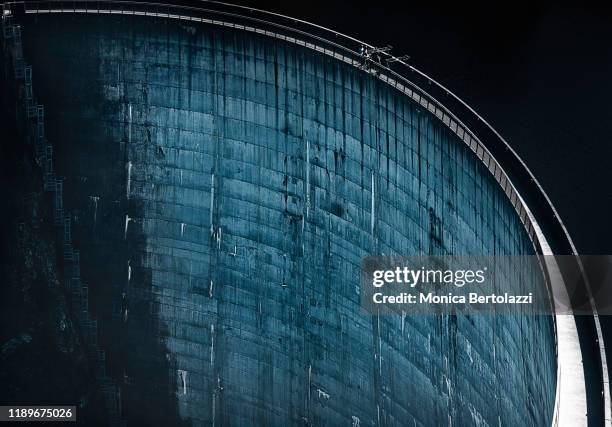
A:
466,341,473,364
210,174,215,233
308,364,312,405
128,103,132,144
178,369,187,395
124,215,131,239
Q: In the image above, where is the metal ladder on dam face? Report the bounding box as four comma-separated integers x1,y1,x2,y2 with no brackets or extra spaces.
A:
1,6,125,426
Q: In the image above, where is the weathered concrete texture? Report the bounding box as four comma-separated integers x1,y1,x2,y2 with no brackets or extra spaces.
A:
21,14,556,426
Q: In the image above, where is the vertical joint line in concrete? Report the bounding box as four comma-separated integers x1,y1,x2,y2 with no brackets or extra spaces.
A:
210,173,215,235
305,139,310,219
371,172,375,235
126,160,132,200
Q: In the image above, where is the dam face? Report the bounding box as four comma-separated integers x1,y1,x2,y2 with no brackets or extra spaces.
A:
12,12,556,426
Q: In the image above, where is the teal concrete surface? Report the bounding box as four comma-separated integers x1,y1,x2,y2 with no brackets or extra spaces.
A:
19,13,556,426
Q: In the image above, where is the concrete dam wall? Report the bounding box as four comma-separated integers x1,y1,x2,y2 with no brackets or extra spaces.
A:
14,12,556,426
